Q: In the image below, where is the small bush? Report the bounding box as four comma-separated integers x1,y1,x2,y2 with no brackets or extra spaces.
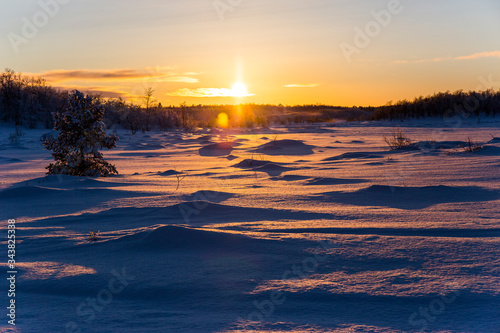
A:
462,137,483,153
182,114,197,133
88,230,101,241
384,128,413,150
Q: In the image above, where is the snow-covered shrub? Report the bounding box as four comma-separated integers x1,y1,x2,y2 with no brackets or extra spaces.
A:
384,128,414,150
462,137,483,153
42,90,119,177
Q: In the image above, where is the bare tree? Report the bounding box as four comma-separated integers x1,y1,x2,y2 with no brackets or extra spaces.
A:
141,87,156,111
180,102,187,128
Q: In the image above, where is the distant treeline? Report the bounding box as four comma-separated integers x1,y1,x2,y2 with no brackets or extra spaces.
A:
1,69,498,131
0,69,370,131
370,90,500,120
101,100,372,132
0,69,66,129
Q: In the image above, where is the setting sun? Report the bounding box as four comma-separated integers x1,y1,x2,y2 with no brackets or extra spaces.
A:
231,82,249,97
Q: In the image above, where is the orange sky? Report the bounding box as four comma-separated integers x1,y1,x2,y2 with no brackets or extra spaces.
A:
2,0,499,106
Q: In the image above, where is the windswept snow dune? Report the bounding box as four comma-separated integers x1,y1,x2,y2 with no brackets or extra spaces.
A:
199,142,238,157
254,139,316,155
316,185,500,209
111,225,282,252
1,119,499,332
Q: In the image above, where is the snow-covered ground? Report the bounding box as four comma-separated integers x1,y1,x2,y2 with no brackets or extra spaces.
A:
1,118,499,333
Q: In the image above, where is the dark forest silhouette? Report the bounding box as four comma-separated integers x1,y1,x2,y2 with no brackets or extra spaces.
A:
1,69,499,131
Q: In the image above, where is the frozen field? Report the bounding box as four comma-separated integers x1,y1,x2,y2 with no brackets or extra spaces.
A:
1,118,499,333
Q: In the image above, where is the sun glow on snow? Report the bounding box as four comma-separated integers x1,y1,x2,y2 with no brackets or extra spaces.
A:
217,112,229,128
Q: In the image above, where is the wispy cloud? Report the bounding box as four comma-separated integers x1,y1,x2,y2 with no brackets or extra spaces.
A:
53,85,137,99
167,88,254,98
394,51,500,64
160,76,199,83
455,51,500,60
27,67,199,84
284,83,319,88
